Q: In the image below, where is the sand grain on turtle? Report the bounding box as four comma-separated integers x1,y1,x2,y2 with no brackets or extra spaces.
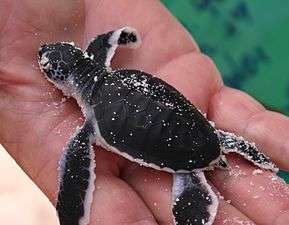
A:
38,27,278,225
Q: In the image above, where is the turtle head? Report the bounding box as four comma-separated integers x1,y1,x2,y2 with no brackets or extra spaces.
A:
38,42,84,88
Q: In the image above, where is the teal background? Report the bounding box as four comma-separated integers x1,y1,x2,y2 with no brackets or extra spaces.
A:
161,0,289,183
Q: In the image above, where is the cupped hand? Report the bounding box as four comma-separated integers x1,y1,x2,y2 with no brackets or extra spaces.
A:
1,1,289,224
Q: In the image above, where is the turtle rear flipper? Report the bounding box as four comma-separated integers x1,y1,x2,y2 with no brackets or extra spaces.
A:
172,171,218,225
217,129,278,173
86,27,141,68
57,122,96,225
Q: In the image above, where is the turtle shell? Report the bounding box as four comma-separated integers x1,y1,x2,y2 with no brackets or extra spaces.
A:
87,69,221,171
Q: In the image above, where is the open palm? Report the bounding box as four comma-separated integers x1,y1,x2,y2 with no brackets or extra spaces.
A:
1,1,289,224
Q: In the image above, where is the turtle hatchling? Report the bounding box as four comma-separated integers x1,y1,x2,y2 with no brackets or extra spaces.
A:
38,27,278,225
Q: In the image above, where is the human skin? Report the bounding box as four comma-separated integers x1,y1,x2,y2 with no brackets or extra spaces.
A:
0,1,289,224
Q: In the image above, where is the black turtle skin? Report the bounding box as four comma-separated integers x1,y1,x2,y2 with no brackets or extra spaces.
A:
71,60,221,172
173,172,214,225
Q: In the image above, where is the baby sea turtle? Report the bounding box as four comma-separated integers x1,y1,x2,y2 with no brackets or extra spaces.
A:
38,27,278,225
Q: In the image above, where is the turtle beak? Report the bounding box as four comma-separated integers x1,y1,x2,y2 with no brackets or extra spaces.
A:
38,45,52,73
38,44,48,58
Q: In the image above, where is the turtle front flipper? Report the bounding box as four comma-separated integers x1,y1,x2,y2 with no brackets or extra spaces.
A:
217,129,278,173
57,121,96,225
85,27,141,68
172,171,218,225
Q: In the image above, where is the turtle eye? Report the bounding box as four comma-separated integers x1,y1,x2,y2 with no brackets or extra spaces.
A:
38,44,52,58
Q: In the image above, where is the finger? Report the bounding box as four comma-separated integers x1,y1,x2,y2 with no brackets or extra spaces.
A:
90,167,158,225
156,52,223,112
208,86,289,171
122,165,173,224
214,200,256,225
84,0,199,73
121,164,255,225
208,155,289,225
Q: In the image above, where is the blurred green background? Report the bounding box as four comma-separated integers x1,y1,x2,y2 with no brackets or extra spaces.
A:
161,0,289,183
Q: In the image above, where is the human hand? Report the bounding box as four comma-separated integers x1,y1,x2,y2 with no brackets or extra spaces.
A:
0,1,289,225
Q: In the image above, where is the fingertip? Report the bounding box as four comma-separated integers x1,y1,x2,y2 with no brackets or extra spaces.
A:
208,86,265,132
157,52,223,112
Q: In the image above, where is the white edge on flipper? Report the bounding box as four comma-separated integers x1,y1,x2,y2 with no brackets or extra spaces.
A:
105,26,142,68
57,124,96,225
172,171,219,225
57,126,80,182
57,125,86,185
79,145,96,225
198,171,219,225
